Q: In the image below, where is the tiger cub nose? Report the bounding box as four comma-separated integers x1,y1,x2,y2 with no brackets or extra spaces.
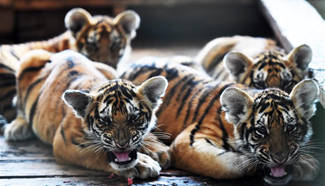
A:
116,141,129,149
272,151,288,164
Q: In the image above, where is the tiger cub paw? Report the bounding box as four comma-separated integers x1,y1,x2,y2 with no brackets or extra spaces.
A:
292,155,320,181
4,117,33,141
141,147,171,169
119,153,161,179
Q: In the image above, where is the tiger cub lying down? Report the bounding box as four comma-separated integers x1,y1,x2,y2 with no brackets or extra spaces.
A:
195,36,313,93
121,60,320,185
0,7,140,123
4,50,170,178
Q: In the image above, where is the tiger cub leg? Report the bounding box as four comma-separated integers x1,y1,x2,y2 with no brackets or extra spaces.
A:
138,133,171,169
4,112,34,141
53,125,161,179
292,154,320,181
170,124,251,179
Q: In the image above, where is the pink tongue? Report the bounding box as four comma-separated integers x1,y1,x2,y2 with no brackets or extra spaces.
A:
270,167,287,177
113,151,130,162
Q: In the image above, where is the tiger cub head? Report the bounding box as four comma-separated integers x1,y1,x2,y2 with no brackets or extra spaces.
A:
65,8,140,68
224,45,312,92
221,79,319,185
62,76,167,170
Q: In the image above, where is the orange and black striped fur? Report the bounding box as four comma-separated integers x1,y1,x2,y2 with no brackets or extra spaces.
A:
0,8,140,123
196,36,313,92
4,50,170,178
121,60,320,185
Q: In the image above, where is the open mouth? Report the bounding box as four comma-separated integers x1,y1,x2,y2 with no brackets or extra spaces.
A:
264,166,293,185
107,149,137,165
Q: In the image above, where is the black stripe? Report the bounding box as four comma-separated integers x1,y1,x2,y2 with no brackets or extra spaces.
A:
217,107,231,151
71,137,88,148
0,89,16,101
165,65,179,81
0,63,14,72
258,102,270,113
1,103,15,112
206,52,228,72
0,73,15,79
28,93,41,127
176,76,195,101
183,88,204,126
0,79,15,87
119,85,135,101
156,75,190,117
23,77,45,107
190,83,234,146
176,79,201,119
60,127,67,145
127,66,148,81
18,65,46,81
205,138,217,147
239,122,247,141
148,68,163,78
10,48,20,61
192,83,217,122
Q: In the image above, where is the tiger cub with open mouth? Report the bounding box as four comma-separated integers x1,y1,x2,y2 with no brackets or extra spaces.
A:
4,50,169,178
121,59,320,185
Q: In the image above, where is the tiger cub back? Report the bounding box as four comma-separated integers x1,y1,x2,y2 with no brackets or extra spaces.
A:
0,8,140,122
4,50,170,178
196,35,313,92
121,59,320,185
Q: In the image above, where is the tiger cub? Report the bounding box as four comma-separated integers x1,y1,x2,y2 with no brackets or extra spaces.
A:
0,8,140,123
196,36,312,92
4,50,170,178
121,60,320,185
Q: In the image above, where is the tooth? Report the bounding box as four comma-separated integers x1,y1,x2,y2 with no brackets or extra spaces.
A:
128,157,131,161
115,158,118,162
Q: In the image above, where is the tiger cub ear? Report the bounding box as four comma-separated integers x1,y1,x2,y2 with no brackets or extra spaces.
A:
65,8,92,36
221,87,253,125
62,90,92,118
287,44,312,71
224,52,253,81
137,76,168,109
114,10,140,39
290,79,319,120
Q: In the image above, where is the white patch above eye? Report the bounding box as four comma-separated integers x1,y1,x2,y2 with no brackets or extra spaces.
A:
280,70,293,81
282,110,296,124
254,70,267,81
110,30,120,39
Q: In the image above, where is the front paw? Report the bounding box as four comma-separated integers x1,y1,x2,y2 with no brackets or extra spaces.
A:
4,118,33,141
292,154,320,181
140,146,171,169
118,153,161,179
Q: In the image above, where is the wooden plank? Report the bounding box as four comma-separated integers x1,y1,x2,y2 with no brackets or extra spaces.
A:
3,174,323,186
0,137,53,160
0,160,108,177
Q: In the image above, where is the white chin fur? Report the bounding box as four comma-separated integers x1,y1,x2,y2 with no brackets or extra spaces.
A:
109,158,138,171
